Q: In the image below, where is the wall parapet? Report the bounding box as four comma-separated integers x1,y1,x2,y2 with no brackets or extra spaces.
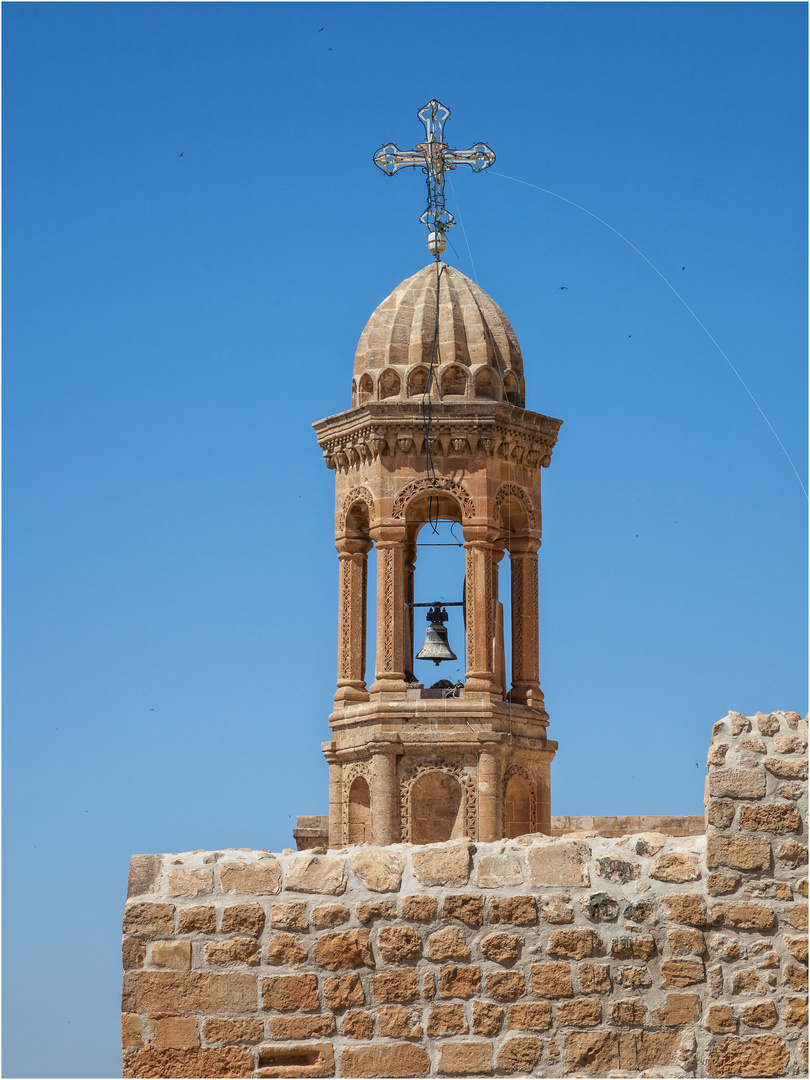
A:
122,712,807,1078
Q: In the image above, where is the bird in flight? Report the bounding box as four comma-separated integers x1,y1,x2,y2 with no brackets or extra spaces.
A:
179,153,183,157
559,286,567,291
319,27,324,31
682,266,685,271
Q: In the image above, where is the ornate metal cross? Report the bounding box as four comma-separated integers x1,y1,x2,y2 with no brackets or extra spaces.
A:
374,100,495,243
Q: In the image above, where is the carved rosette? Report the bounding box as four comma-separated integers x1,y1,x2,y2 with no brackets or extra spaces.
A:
399,757,477,843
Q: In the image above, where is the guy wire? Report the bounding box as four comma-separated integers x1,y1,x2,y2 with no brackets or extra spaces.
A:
488,170,808,501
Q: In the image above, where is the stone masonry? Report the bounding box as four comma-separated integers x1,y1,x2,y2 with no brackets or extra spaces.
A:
122,711,807,1078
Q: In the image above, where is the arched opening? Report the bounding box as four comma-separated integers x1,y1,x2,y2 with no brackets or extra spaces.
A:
408,367,429,397
504,775,532,838
378,369,401,399
474,367,500,400
503,371,520,406
411,771,464,843
442,365,468,397
347,776,371,844
357,373,374,405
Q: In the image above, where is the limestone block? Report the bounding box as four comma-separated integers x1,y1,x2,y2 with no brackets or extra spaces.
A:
594,855,641,883
712,902,777,931
122,938,146,970
341,1009,372,1038
442,894,483,926
709,769,766,799
201,1018,263,1044
707,834,771,872
221,904,264,936
437,1041,492,1076
473,1000,502,1035
557,997,602,1026
265,934,306,966
438,965,481,999
270,901,307,929
123,971,257,1014
486,970,525,1001
427,927,470,962
577,963,612,994
349,849,405,892
776,840,808,867
123,902,175,936
261,973,319,1012
322,972,364,1010
507,1002,551,1031
530,961,574,998
611,1000,646,1026
220,860,281,895
313,929,373,970
177,905,216,933
489,895,536,925
764,757,808,780
649,992,700,1026
740,804,801,832
168,868,214,898
742,1001,778,1029
371,969,419,1002
706,1004,737,1032
311,903,349,928
378,1004,421,1038
526,841,591,886
538,894,574,923
475,854,523,888
427,1003,467,1035
496,1036,543,1074
268,1014,335,1040
377,925,421,963
127,855,163,897
355,899,397,923
480,932,520,964
122,1048,253,1078
286,854,346,895
340,1045,430,1079
650,852,701,882
661,959,705,987
204,937,260,966
548,928,605,958
412,845,471,887
401,895,438,921
706,1035,789,1077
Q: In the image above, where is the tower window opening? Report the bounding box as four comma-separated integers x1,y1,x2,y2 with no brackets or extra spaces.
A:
412,519,466,687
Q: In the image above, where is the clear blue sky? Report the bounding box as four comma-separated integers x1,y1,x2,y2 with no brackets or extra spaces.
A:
3,2,806,1076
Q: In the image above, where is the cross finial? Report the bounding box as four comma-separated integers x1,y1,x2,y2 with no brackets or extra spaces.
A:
373,100,495,257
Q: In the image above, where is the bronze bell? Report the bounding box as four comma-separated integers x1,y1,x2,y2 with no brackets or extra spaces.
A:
416,605,458,666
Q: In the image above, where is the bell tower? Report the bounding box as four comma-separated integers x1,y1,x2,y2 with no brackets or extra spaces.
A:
311,102,562,848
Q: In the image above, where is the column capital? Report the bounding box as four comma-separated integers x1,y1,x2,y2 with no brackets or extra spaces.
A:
508,534,542,556
462,522,501,546
335,536,373,556
368,522,408,545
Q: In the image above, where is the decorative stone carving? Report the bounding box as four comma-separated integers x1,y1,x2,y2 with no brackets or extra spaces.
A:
392,476,475,520
493,483,537,531
339,487,375,532
400,757,477,843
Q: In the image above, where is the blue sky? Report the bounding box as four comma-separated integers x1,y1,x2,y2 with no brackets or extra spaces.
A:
3,2,806,1076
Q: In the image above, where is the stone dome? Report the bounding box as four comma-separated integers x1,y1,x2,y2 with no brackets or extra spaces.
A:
352,263,525,408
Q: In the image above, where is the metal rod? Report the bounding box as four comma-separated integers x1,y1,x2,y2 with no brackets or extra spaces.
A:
407,601,464,608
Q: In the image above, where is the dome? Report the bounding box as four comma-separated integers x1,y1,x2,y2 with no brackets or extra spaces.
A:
352,263,525,408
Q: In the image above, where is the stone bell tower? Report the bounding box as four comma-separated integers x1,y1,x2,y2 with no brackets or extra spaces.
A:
312,261,562,848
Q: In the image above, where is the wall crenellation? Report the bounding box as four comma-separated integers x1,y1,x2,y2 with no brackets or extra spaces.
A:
122,711,807,1078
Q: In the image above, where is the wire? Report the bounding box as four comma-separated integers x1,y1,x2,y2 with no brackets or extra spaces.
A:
448,175,479,285
421,260,444,533
489,170,808,500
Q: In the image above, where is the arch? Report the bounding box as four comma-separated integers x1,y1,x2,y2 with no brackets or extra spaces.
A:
474,366,500,400
339,487,375,533
504,775,533,839
442,365,468,397
410,772,463,843
493,483,537,535
347,776,371,845
408,367,429,397
503,371,520,406
378,369,401,399
357,373,374,405
392,477,475,521
400,756,477,842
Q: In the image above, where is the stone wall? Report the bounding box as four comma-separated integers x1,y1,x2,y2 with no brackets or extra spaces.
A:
121,712,807,1078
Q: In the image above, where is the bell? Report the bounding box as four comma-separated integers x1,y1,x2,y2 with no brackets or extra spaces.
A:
416,605,458,666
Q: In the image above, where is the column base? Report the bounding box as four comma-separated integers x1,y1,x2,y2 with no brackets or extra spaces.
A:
334,682,370,705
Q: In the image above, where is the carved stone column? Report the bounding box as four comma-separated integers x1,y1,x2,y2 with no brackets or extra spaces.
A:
334,537,372,704
463,524,500,696
369,525,408,695
507,537,547,715
322,743,343,849
370,741,400,845
403,540,417,680
477,735,506,841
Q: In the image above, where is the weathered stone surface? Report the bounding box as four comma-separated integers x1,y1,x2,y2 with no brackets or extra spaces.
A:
538,894,574,923
489,895,536,925
548,928,605,958
611,935,655,960
268,1014,336,1039
712,902,777,931
481,932,520,964
530,961,574,997
740,804,801,833
222,904,264,936
617,1031,680,1071
475,854,523,888
784,963,808,990
707,801,736,828
123,902,175,936
774,733,807,754
313,929,373,970
661,959,705,987
765,757,807,780
707,1035,789,1077
427,1003,467,1035
668,928,706,954
123,971,256,1015
661,893,710,926
507,1002,551,1030
412,845,471,887
202,1018,263,1044
776,840,808,867
177,905,216,933
428,927,470,962
732,969,764,994
286,854,346,895
708,872,740,895
742,1001,778,1028
122,1048,253,1078
355,899,397,923
486,970,525,1001
595,856,641,883
782,996,808,1026
710,769,767,799
442,894,483,926
527,841,591,886
577,963,612,994
613,966,652,989
580,893,619,922
128,855,163,898
371,969,419,1002
439,965,481,998
341,1009,373,1038
785,935,808,963
258,1043,333,1078
205,938,260,966
378,925,421,963
650,852,701,882
634,831,668,855
557,997,601,1026
401,894,438,921
378,1004,421,1038
756,713,781,735
220,860,281,895
150,1016,199,1049
270,901,307,930
349,849,405,892
322,972,364,1010
473,1001,503,1036
623,899,654,922
650,992,700,1026
707,835,771,872
438,1041,492,1076
122,937,146,970
261,973,318,1012
265,934,307,966
341,1044,430,1078
707,1004,737,1032
611,1000,646,1026
168,868,214,898
496,1036,543,1073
